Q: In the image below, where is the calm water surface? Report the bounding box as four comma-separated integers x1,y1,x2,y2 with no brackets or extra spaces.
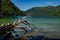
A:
0,16,60,32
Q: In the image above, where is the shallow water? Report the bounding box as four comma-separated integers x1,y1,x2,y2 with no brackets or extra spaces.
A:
27,17,60,32
0,16,60,32
0,16,60,40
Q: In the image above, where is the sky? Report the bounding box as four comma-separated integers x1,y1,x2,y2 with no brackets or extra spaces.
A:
11,0,60,11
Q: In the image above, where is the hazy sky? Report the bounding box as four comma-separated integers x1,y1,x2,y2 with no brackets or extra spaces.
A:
11,0,60,11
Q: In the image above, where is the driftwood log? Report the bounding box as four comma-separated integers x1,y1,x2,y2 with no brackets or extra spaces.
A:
0,19,32,35
0,24,14,34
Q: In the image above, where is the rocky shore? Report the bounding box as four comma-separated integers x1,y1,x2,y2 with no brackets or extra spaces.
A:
25,29,60,39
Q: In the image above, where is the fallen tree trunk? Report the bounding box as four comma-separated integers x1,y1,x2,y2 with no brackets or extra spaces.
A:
0,24,14,34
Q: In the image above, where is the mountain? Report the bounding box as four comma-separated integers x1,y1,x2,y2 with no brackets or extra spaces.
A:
25,5,60,16
0,0,25,17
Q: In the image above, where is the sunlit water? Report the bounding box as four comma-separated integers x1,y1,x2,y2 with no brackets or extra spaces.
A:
0,16,60,32
12,16,60,32
27,17,60,32
0,16,60,39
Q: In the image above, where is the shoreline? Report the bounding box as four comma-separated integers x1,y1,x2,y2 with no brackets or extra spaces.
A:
25,29,60,38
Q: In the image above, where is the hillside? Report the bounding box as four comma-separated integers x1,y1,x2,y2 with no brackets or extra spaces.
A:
25,5,60,16
0,0,25,17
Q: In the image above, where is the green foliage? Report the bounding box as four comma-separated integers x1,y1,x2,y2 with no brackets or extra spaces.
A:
55,7,60,16
25,5,60,16
0,0,25,17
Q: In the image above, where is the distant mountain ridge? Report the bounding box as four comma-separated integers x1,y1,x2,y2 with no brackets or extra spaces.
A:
0,0,25,17
25,5,60,16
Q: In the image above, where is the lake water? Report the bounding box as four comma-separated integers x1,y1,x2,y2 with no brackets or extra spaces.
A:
0,16,60,40
13,16,60,32
28,17,60,32
0,16,60,32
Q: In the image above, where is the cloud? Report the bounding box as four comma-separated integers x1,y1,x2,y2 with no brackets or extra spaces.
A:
46,2,54,4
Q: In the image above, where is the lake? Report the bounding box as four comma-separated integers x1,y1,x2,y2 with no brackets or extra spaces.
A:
0,16,60,32
28,17,60,32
